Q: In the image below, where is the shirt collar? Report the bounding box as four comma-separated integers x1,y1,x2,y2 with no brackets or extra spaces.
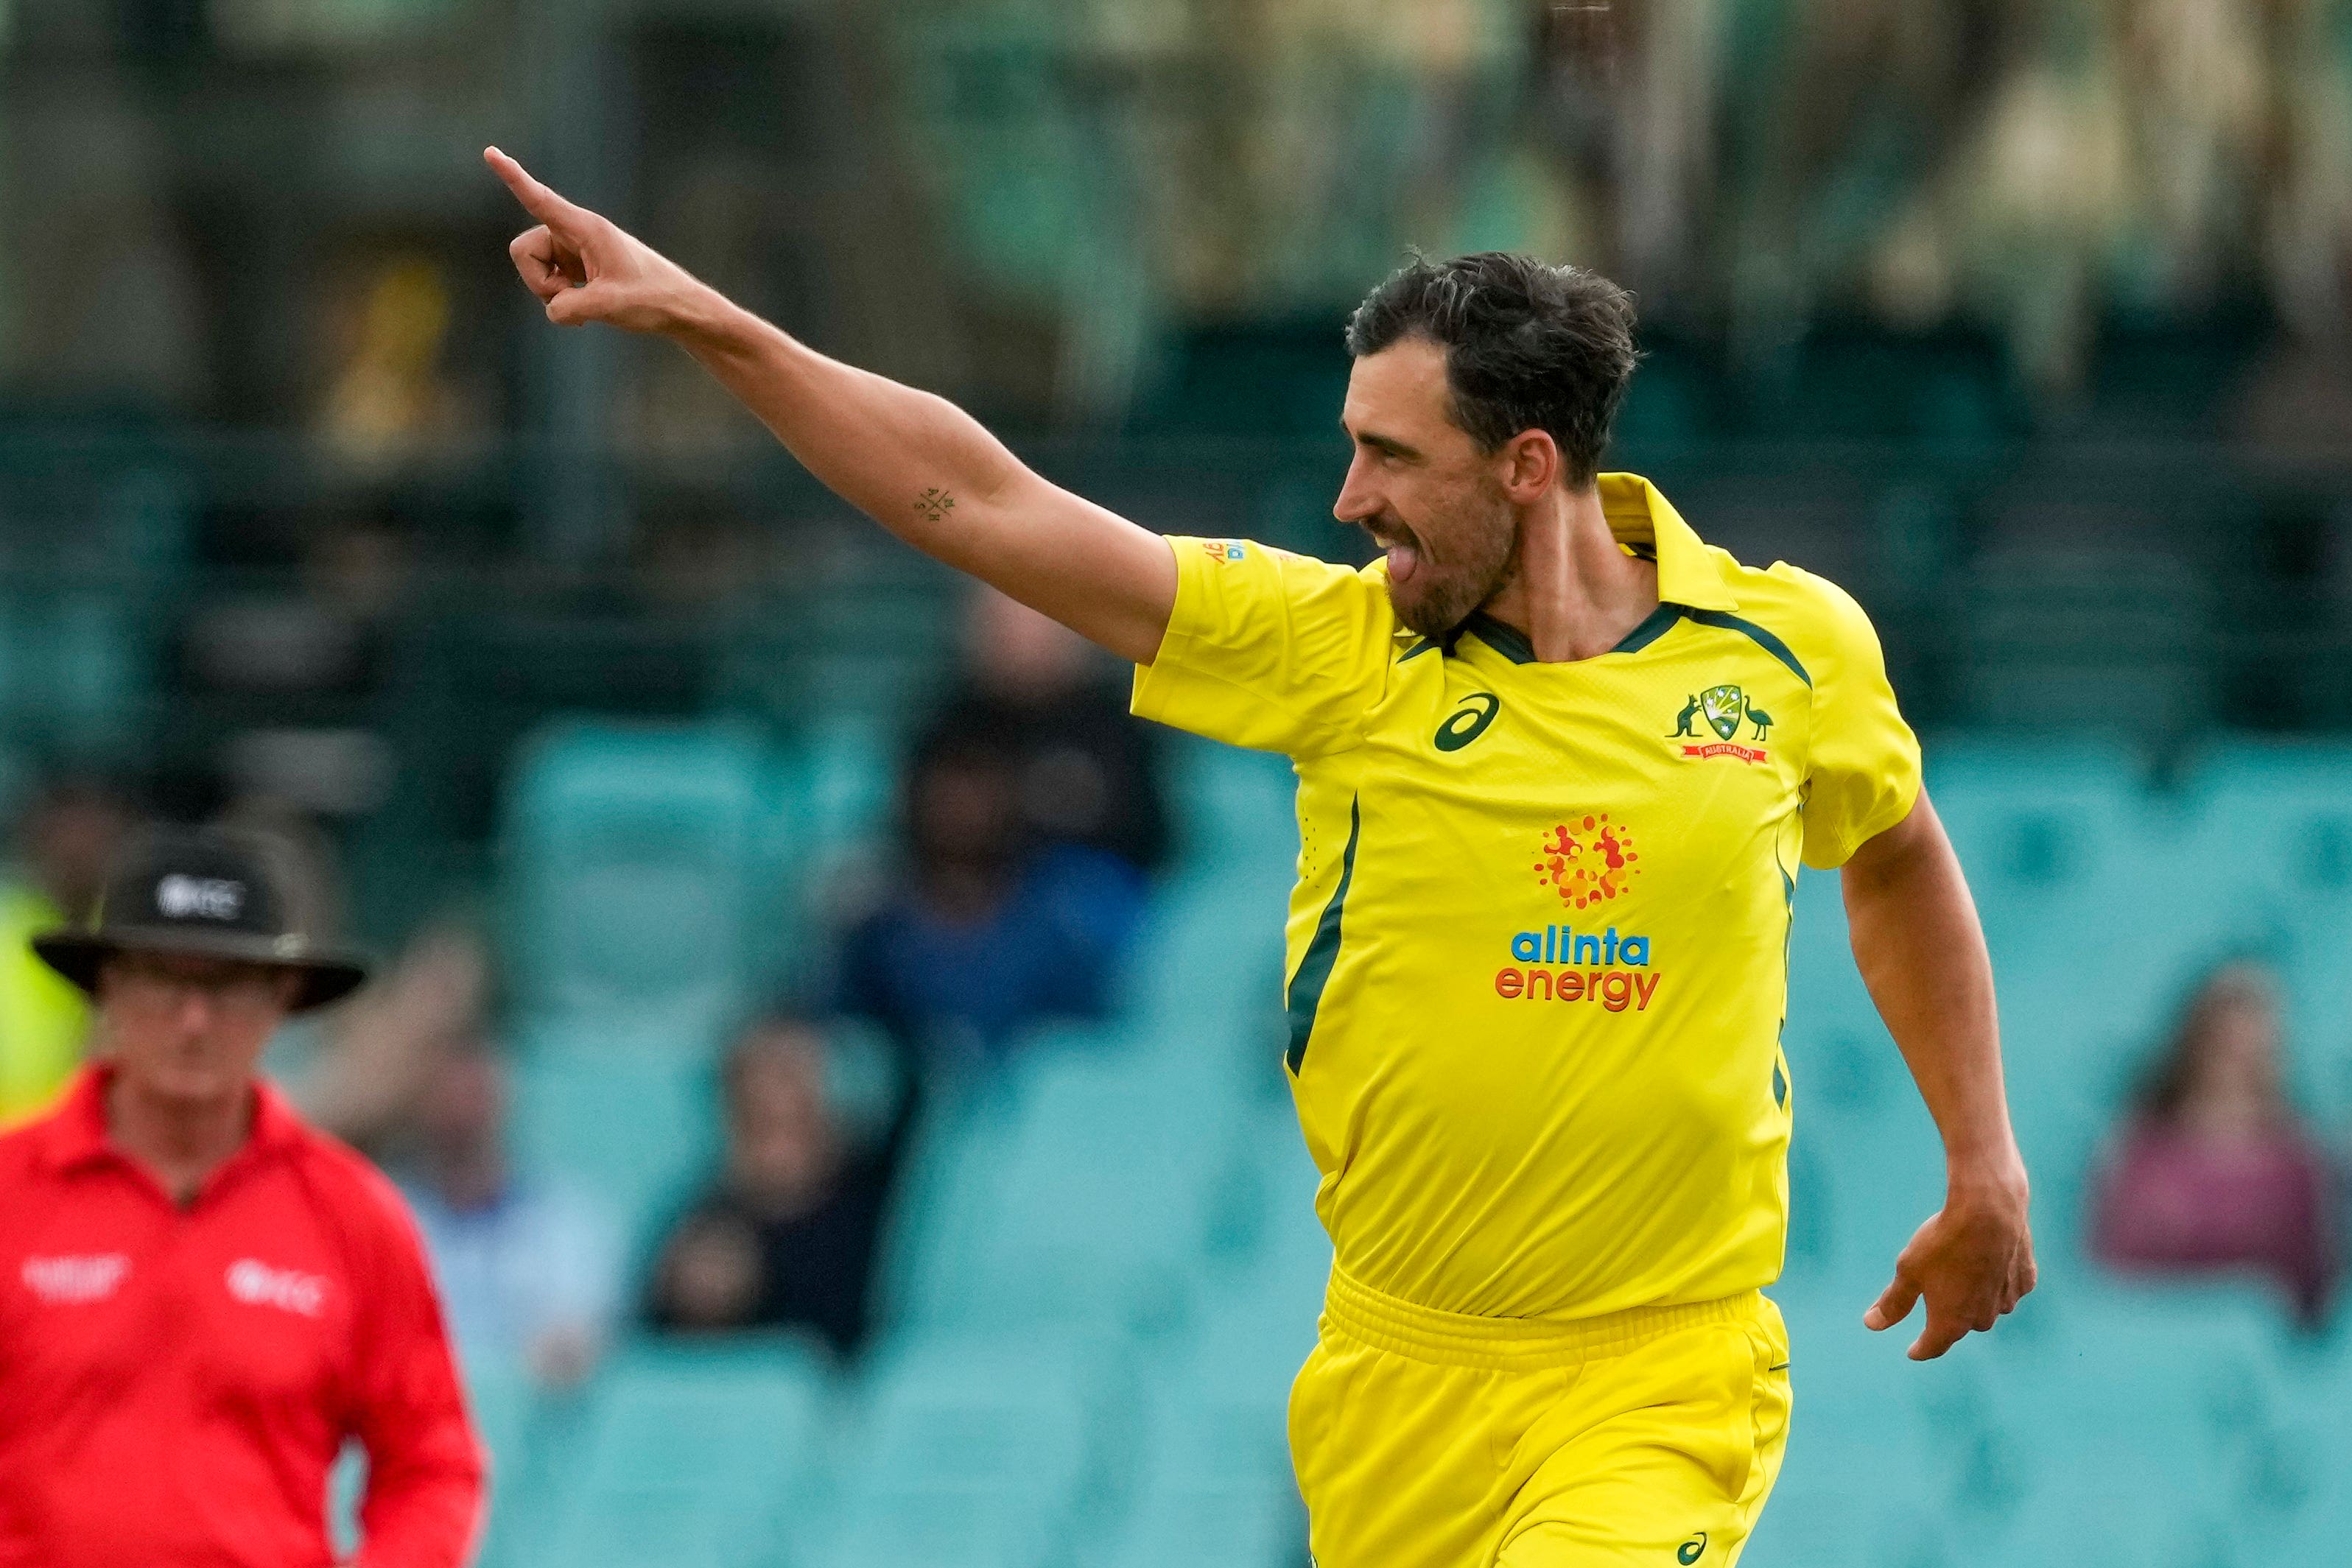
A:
39,1063,303,1178
1597,472,1736,613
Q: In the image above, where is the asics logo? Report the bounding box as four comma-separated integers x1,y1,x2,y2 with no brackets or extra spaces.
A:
1433,692,1500,752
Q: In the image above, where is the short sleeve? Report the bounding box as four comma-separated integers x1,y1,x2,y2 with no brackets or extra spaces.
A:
1130,536,1397,758
1797,574,1922,869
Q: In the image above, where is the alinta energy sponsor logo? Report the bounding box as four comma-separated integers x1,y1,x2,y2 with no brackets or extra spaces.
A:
1668,683,1772,764
1534,815,1640,909
1494,924,1661,1012
225,1259,330,1318
21,1253,131,1304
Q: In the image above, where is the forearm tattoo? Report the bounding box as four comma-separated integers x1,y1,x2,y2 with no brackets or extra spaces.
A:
914,488,955,523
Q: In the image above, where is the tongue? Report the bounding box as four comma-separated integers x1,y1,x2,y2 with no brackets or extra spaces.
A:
1387,544,1421,583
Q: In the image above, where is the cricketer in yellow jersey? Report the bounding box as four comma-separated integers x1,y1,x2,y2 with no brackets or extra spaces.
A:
491,157,2040,1567
1137,477,1890,1561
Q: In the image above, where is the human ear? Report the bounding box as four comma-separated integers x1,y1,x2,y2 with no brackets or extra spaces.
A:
1498,429,1559,503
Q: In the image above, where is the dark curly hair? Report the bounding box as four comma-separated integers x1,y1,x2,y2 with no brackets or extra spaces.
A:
1344,253,1639,488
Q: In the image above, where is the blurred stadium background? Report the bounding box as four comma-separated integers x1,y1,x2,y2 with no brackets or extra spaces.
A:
4,0,2352,1563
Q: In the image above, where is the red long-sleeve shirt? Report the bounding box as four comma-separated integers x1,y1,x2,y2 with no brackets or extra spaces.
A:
0,1067,483,1567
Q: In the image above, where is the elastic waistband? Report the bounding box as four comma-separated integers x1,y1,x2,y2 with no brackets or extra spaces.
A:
1321,1265,1766,1371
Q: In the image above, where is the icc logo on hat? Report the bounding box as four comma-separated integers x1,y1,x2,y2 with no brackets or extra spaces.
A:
155,875,245,921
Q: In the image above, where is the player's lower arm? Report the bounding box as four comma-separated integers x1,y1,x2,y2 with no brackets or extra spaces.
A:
664,289,1175,661
667,289,1020,552
1840,791,2024,1192
485,150,1174,661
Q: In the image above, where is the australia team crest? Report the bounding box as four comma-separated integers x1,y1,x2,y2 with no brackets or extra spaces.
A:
1669,683,1772,763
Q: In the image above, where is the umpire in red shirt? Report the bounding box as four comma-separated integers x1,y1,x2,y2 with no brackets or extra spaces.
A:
0,827,484,1567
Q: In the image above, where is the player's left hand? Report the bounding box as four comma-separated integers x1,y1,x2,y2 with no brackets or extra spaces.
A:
1864,1157,2035,1360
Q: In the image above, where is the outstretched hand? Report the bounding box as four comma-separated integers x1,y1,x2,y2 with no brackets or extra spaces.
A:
1864,1164,2036,1360
485,147,709,334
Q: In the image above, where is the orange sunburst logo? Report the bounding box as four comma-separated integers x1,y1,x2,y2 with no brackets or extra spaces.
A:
1532,814,1641,909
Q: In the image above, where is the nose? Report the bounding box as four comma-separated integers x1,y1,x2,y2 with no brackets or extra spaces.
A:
173,990,219,1033
1333,450,1380,525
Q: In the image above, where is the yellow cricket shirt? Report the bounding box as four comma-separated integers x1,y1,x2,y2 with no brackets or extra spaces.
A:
1133,474,1921,1320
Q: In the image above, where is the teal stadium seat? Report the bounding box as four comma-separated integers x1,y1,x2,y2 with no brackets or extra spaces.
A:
869,1068,1017,1331
1102,1305,1310,1568
762,715,896,994
1943,1279,2290,1565
508,1042,719,1268
533,1340,833,1568
1742,1385,1948,1568
1120,863,1291,1069
1121,734,1333,1122
505,721,773,1053
2259,1332,2352,1556
2177,739,2352,1119
812,1331,1113,1568
1095,1107,1323,1566
1159,732,1301,879
888,1030,1244,1336
1766,1272,2077,1561
790,716,895,868
1218,1101,1334,1326
460,1363,544,1568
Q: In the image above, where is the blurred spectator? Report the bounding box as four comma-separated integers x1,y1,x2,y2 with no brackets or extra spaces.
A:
317,254,484,464
2091,963,2343,1324
1524,0,1722,302
401,1041,620,1391
272,925,488,1152
920,586,1170,876
645,1016,915,1356
0,780,133,1125
835,729,1145,1072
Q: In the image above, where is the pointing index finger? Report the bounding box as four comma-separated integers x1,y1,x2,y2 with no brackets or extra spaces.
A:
484,147,589,235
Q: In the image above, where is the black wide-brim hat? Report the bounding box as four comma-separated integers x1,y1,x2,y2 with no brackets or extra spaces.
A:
32,825,369,1013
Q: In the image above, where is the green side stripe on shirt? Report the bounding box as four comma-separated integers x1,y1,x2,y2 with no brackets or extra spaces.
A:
1285,797,1361,1074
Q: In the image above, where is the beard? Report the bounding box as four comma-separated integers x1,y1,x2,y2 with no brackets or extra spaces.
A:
1377,481,1520,640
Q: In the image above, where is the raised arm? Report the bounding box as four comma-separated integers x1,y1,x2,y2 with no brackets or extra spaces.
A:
485,147,1177,663
1840,787,2036,1359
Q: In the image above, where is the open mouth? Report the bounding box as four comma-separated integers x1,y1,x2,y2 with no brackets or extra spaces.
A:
1368,522,1424,584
